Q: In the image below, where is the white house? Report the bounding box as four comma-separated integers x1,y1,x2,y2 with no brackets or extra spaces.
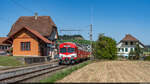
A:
117,34,144,58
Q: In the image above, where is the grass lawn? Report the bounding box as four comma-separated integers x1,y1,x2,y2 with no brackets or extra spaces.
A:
0,56,25,67
40,60,93,83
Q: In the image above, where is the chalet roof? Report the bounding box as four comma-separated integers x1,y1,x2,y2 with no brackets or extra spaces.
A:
4,26,52,44
117,34,145,48
8,16,57,37
0,37,9,45
121,34,139,41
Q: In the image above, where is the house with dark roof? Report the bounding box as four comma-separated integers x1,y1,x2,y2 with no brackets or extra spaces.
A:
3,14,58,57
117,34,145,57
0,37,11,55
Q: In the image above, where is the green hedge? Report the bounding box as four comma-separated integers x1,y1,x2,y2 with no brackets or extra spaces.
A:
144,56,150,61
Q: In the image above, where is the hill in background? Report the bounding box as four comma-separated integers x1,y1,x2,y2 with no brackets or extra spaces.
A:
57,34,91,45
58,35,84,40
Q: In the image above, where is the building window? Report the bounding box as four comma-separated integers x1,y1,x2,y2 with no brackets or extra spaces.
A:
60,48,67,53
21,42,31,51
125,48,128,52
148,48,150,52
130,48,133,51
4,46,7,50
125,42,128,45
118,48,121,52
2,46,4,50
122,48,124,52
0,46,9,50
68,48,75,53
130,42,133,45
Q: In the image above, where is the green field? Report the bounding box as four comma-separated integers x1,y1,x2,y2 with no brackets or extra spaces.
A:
0,56,25,67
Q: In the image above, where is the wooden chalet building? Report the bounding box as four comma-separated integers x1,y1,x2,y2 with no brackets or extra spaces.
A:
3,14,58,57
0,37,11,55
117,34,145,58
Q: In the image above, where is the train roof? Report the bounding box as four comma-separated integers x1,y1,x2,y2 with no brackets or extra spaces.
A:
60,42,82,47
59,42,90,52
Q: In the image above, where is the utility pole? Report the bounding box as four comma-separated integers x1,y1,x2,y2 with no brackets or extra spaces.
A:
90,6,94,60
90,24,93,60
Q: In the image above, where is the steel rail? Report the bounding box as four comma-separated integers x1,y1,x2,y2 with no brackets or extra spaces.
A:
0,62,67,83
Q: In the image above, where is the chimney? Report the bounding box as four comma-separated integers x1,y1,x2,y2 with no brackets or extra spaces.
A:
34,12,38,20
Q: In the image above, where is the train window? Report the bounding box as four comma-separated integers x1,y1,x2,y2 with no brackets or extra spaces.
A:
60,48,67,53
68,48,75,53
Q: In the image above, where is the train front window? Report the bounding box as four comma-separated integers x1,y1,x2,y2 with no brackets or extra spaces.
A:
60,48,67,53
68,48,75,53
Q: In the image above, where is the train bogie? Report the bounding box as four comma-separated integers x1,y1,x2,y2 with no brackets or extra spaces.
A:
59,58,77,65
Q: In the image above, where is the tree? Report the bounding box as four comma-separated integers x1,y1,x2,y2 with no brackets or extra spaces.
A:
93,34,117,60
134,44,142,60
128,43,142,60
6,47,13,56
128,49,135,60
58,34,84,40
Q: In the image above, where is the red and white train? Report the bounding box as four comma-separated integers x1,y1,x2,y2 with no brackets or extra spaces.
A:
59,42,91,64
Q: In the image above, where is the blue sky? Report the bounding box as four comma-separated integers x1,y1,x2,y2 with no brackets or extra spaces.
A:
0,0,150,45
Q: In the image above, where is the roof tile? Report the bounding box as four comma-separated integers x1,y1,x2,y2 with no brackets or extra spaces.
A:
8,16,56,37
122,34,138,41
0,37,8,45
4,26,52,44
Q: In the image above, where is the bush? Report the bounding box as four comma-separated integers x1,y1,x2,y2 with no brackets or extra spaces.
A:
128,44,142,60
144,56,150,61
128,50,135,60
93,34,117,60
6,47,13,56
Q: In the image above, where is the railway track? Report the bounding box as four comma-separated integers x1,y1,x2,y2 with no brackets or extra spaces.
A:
0,59,58,71
0,59,89,83
0,62,67,83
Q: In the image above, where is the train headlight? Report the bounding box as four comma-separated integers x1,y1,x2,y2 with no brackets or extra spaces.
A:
59,55,62,59
71,56,74,59
72,55,76,57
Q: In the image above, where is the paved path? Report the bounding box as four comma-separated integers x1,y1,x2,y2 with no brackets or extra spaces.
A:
58,61,150,83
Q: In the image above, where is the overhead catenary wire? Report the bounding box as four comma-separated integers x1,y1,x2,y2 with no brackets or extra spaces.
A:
0,17,11,37
10,0,34,14
11,0,94,39
1,0,95,41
